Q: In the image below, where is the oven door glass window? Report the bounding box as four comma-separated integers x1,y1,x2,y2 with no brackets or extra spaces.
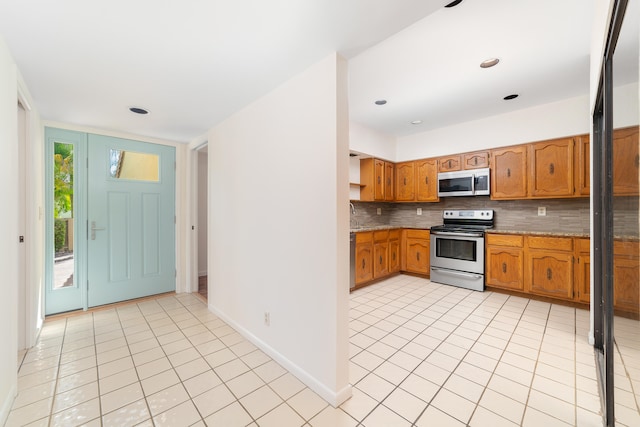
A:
436,238,477,262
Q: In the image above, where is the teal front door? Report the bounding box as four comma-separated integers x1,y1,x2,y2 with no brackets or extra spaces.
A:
87,134,176,307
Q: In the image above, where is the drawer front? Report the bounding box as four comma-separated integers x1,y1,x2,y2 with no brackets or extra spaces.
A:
389,229,400,240
577,238,590,254
373,230,389,242
355,231,373,244
614,240,640,257
527,236,573,252
405,229,430,240
486,234,523,247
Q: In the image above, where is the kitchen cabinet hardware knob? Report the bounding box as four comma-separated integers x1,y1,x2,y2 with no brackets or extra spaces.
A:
549,163,555,175
547,268,552,280
507,168,511,178
502,263,507,273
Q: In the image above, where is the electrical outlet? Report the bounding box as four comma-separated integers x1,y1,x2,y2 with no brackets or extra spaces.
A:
377,208,382,215
538,207,546,216
264,312,270,326
417,208,422,216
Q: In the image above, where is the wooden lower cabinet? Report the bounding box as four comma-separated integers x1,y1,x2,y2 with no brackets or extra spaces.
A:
389,230,400,273
613,241,640,314
354,229,402,287
355,232,373,285
526,236,574,300
373,231,389,278
486,234,524,291
575,238,590,303
404,230,430,275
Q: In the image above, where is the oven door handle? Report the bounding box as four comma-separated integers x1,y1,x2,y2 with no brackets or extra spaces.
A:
431,230,484,238
431,267,483,281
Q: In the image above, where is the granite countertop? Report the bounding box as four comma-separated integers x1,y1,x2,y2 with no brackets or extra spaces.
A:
351,226,639,240
486,229,590,238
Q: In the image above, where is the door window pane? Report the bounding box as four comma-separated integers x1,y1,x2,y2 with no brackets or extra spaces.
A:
109,149,159,182
53,142,75,289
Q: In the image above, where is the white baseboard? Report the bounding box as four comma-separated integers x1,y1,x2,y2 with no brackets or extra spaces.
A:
209,303,352,407
0,383,17,426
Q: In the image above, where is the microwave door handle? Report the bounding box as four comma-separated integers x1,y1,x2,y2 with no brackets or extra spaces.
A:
471,174,476,194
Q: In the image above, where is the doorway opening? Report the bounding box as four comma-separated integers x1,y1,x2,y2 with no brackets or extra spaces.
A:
196,144,208,300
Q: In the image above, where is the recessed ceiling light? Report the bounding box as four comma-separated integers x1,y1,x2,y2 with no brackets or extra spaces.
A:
445,0,463,8
411,120,423,125
129,107,149,114
480,58,500,68
503,94,519,100
374,100,387,105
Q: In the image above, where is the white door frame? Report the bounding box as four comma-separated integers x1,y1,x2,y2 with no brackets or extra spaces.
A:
187,139,208,294
17,84,43,349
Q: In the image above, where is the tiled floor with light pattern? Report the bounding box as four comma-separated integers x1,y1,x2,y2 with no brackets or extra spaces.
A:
6,275,640,426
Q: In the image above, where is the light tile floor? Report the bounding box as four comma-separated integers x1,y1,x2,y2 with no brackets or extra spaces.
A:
6,275,640,426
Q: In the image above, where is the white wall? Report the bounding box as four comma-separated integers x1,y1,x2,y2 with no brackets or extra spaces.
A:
0,36,20,425
207,53,351,406
396,94,590,161
197,151,208,276
350,120,396,160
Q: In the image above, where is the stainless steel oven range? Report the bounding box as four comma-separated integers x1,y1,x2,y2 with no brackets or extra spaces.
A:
430,209,494,291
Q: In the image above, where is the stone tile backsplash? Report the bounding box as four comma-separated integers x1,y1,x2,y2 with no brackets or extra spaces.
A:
352,196,638,236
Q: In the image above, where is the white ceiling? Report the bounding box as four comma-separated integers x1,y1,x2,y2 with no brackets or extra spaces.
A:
0,0,637,143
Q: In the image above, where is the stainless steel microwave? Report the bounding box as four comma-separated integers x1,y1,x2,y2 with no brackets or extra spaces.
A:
437,168,490,197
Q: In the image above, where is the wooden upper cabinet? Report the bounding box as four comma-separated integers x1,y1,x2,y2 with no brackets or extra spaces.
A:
613,126,639,196
360,158,393,201
416,159,439,202
463,151,490,170
384,162,395,201
395,161,416,201
529,138,574,198
438,155,461,172
490,145,528,200
374,159,385,200
575,134,590,197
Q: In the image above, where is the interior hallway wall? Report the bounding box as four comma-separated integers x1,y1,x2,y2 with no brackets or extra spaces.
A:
207,53,351,406
0,36,20,425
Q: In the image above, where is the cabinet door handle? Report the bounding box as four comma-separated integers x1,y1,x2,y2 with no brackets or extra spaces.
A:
507,168,511,178
474,157,478,165
502,262,507,273
635,154,639,168
425,176,429,184
379,255,382,265
404,177,407,185
547,268,552,280
362,259,365,269
549,163,555,175
393,252,396,261
378,176,381,184
448,160,452,168
417,253,420,261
